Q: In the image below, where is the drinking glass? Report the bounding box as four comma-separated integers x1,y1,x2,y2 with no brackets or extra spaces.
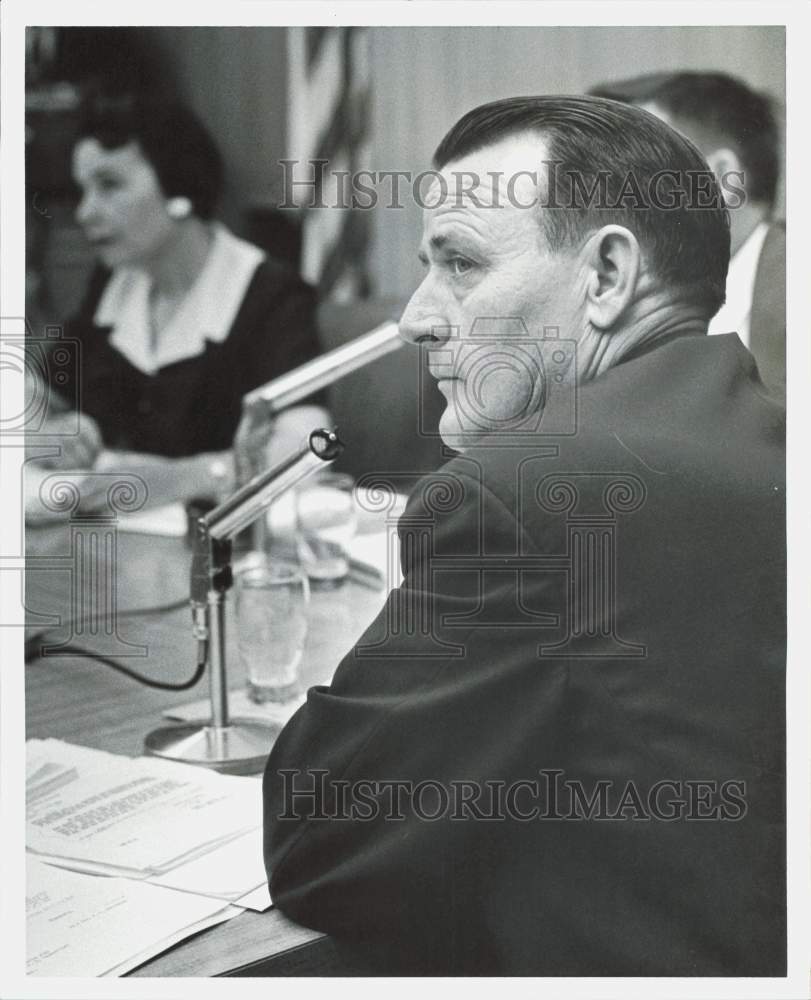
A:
236,561,309,703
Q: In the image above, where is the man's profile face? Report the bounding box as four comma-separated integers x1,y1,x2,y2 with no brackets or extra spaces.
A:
399,133,582,450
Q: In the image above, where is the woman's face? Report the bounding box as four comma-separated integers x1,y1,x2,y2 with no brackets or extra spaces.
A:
72,138,179,269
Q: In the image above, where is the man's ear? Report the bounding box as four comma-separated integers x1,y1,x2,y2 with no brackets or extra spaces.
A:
583,225,642,331
704,147,744,207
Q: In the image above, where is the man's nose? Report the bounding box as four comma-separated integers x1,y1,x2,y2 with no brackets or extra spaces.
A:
398,279,453,346
75,191,98,228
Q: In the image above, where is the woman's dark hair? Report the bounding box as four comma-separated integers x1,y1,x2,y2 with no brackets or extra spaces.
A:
76,95,224,219
434,95,731,318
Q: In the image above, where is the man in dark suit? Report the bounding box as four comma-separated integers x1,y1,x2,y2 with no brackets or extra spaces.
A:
591,72,786,401
263,96,785,976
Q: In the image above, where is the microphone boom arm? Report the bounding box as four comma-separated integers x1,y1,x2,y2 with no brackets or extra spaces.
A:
145,429,343,774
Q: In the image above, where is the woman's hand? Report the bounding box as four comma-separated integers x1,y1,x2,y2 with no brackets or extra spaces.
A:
233,403,333,484
25,402,332,522
93,449,236,508
30,411,103,470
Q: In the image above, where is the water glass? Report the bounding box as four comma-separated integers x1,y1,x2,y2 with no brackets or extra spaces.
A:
236,561,309,703
295,472,358,587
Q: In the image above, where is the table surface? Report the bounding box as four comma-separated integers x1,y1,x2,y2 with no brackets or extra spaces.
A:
25,517,392,977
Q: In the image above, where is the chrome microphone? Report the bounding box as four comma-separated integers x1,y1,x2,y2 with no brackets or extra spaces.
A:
206,428,343,541
242,321,402,413
151,429,345,774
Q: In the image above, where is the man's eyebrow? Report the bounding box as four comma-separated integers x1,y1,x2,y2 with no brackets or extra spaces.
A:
420,228,482,261
429,232,482,251
416,235,448,263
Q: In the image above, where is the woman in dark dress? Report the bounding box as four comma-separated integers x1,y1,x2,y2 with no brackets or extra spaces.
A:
32,97,327,510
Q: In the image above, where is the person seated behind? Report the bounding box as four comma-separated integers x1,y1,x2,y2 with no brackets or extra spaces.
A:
29,96,328,512
262,96,785,975
590,71,785,401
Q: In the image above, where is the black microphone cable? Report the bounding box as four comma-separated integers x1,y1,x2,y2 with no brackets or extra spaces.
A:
28,640,208,691
24,596,206,691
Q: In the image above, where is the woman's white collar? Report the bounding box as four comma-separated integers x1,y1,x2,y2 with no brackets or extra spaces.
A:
94,224,265,375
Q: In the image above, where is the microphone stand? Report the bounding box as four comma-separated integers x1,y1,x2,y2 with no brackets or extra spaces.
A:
144,429,343,774
236,321,402,552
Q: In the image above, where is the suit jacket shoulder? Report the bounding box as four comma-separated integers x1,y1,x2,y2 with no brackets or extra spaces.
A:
263,334,785,975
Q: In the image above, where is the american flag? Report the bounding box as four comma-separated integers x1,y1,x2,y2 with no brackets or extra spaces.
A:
287,26,372,301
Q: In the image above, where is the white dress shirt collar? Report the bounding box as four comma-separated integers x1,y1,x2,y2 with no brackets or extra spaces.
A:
94,223,265,375
707,220,770,348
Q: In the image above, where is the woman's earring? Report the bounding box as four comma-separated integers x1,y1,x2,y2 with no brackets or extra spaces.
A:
166,196,192,220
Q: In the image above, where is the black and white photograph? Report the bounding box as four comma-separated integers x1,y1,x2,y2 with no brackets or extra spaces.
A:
0,2,807,995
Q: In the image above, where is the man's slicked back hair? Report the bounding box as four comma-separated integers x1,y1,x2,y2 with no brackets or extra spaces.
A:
433,95,730,317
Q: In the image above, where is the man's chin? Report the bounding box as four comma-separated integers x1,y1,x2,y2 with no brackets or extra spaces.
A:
438,412,484,453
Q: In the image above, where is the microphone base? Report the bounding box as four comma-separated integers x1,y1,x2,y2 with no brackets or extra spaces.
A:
144,718,281,775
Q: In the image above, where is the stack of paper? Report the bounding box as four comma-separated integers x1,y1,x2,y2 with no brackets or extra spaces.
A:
27,857,238,977
26,739,275,976
27,739,262,877
146,827,271,911
27,759,79,803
